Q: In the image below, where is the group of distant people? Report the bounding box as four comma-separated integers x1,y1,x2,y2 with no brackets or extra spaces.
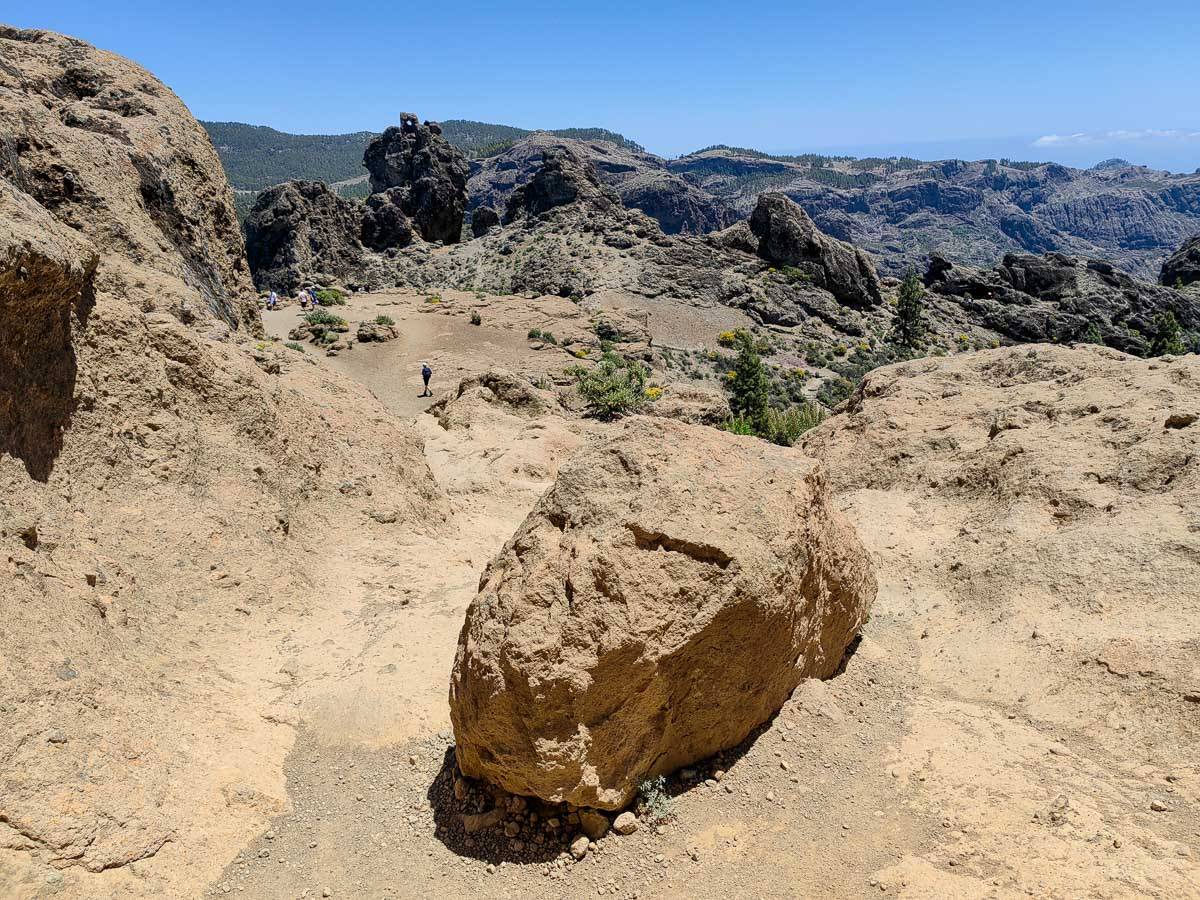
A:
263,287,321,311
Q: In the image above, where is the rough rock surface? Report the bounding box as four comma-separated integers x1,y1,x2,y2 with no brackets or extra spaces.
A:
670,148,1200,279
925,251,1199,355
749,193,882,308
0,26,255,328
450,417,876,809
363,115,469,244
360,188,415,251
648,382,730,425
0,30,446,887
1161,234,1200,288
504,145,623,222
469,135,736,235
0,179,97,481
470,205,500,238
243,181,365,292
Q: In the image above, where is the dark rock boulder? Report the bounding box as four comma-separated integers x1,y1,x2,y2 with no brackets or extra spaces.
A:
471,205,500,238
925,251,1199,355
244,181,364,292
360,188,415,251
363,118,469,244
469,135,737,236
1161,235,1200,288
505,145,622,222
749,193,882,308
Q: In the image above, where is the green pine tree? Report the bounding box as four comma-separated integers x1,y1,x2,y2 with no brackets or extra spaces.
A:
1148,310,1185,356
728,329,770,428
889,271,929,355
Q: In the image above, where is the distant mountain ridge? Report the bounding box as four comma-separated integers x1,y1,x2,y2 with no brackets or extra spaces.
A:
203,120,1200,278
200,119,644,192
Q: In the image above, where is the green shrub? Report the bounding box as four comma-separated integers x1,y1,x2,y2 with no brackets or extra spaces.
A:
722,416,757,436
569,352,648,420
761,403,826,446
1149,310,1185,356
284,341,305,352
541,331,557,345
527,328,543,340
636,776,673,826
304,309,347,327
374,314,395,326
316,288,346,305
817,376,856,408
470,311,482,326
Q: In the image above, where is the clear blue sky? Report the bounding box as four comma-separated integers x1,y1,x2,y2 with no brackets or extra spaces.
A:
7,0,1200,169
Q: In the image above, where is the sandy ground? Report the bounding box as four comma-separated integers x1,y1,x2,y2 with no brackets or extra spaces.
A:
6,291,1194,899
202,294,1198,900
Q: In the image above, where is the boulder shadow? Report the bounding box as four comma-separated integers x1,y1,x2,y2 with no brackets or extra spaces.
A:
427,634,866,863
0,249,95,482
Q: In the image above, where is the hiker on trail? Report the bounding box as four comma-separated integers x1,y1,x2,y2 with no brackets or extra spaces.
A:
420,363,433,397
267,291,278,310
298,291,309,309
308,287,320,306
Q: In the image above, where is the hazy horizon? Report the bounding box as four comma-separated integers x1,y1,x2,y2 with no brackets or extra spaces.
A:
8,0,1200,173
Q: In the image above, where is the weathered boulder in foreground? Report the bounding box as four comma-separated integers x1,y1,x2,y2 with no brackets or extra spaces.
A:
449,417,876,809
749,193,883,309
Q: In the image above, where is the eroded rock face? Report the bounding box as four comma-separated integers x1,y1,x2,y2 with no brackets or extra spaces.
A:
1161,235,1200,288
925,251,1199,355
363,118,469,244
244,181,365,292
505,145,623,222
0,179,97,481
450,417,876,809
469,135,736,235
0,26,255,328
749,193,882,309
471,205,500,238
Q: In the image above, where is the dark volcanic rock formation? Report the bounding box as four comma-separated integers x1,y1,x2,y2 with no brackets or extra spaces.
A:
363,115,469,244
669,148,1200,279
925,252,1198,355
244,181,365,292
470,205,500,237
1161,235,1200,288
469,135,737,236
749,193,882,308
504,145,622,222
360,188,415,251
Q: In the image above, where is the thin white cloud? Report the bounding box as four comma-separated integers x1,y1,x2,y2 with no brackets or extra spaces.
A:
1033,129,1200,147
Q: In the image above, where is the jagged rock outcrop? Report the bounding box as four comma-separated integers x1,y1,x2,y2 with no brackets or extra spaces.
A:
925,251,1198,355
470,205,500,237
505,145,623,222
0,25,255,328
748,193,882,308
469,135,736,235
450,417,876,809
670,148,1200,279
244,181,365,292
1161,235,1200,288
360,188,415,251
363,116,469,244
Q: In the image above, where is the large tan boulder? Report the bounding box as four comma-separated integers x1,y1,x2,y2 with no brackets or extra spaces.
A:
449,417,876,809
0,26,256,329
